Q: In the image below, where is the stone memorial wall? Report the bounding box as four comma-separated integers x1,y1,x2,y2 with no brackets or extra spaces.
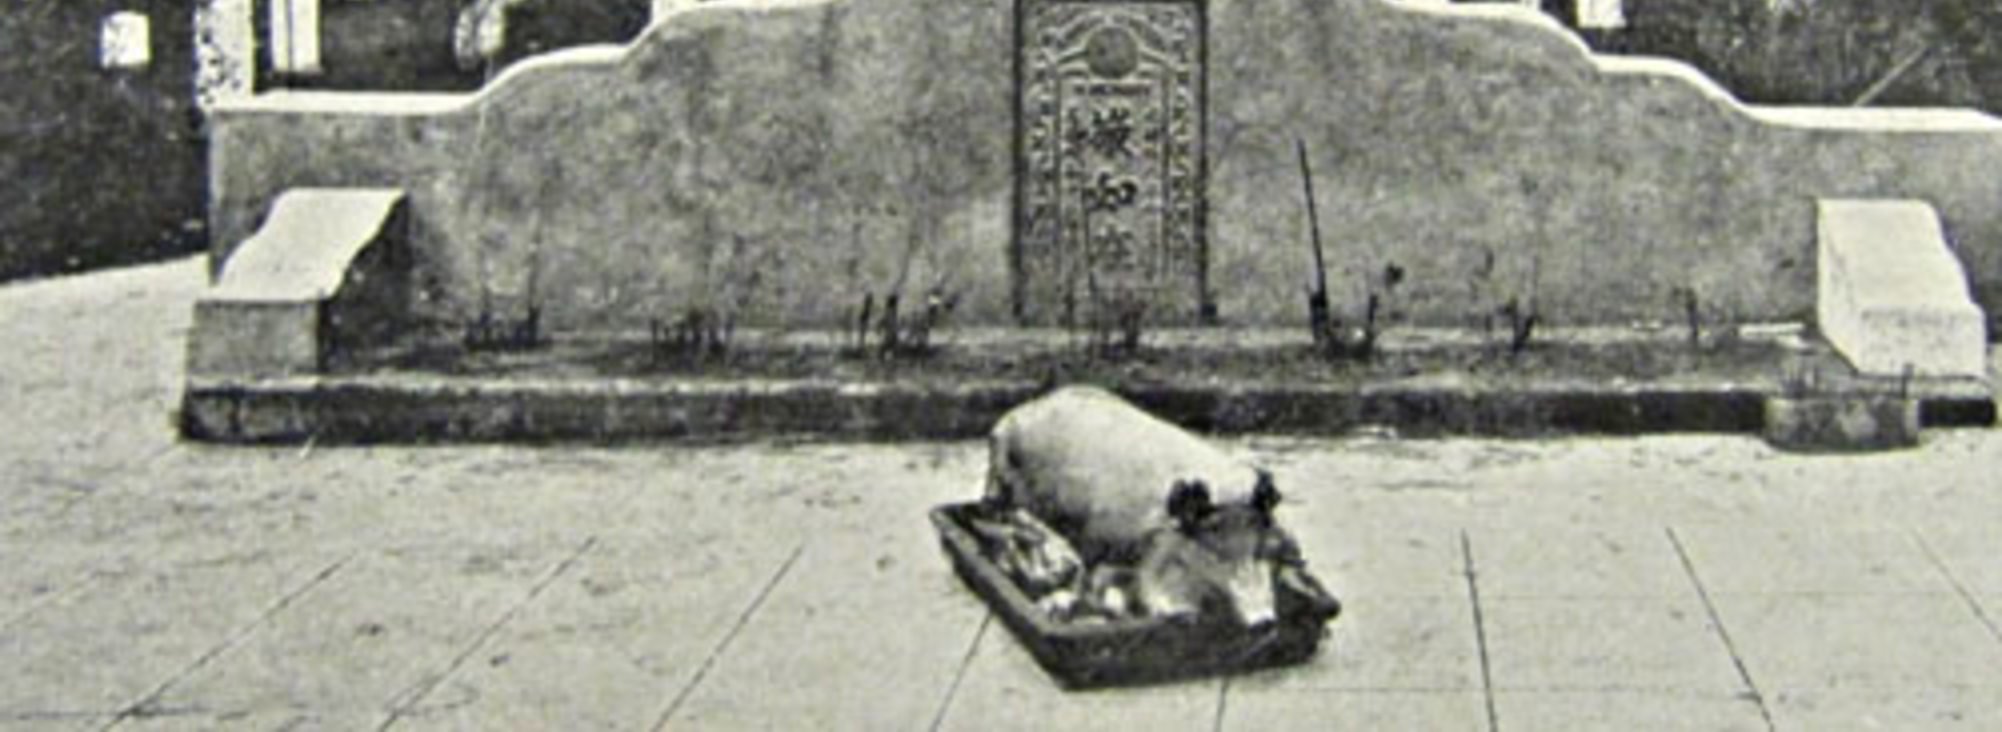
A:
207,0,2002,331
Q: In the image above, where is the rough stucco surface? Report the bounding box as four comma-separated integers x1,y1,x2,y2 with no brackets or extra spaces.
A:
215,0,1009,330
1204,0,2002,330
209,0,2002,330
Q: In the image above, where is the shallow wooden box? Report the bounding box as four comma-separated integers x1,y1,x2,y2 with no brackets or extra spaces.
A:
930,502,1342,689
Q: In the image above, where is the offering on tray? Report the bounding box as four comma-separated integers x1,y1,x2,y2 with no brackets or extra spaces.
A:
965,507,1145,624
933,385,1342,687
964,507,1083,598
985,385,1312,629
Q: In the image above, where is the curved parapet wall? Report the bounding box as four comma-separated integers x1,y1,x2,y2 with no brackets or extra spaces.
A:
208,0,2002,330
1207,0,2002,327
213,0,1012,330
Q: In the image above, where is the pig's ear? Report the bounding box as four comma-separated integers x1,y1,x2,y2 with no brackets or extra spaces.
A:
1166,479,1213,530
1252,469,1282,514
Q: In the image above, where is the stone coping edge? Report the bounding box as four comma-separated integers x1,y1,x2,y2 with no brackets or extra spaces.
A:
178,376,1995,445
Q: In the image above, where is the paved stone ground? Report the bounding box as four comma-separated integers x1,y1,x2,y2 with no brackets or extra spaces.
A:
4,257,2001,731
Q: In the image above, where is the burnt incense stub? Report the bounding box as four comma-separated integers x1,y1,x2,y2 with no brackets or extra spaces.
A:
1014,0,1209,325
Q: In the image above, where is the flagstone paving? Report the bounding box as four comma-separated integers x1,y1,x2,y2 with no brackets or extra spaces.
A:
3,258,2000,730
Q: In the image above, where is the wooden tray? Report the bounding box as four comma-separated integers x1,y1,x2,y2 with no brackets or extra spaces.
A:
931,502,1341,689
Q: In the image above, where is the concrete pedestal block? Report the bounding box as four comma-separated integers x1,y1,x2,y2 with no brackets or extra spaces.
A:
186,188,409,378
1764,394,1921,453
188,300,324,376
1816,199,1988,378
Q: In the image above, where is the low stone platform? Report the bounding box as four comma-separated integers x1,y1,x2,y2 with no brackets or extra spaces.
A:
178,327,1995,444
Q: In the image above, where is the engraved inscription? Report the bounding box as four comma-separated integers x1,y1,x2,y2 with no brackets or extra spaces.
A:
1015,0,1208,325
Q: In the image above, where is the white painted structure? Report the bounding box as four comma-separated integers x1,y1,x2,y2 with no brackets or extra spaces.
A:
100,12,152,70
1816,199,1988,379
1575,0,1624,29
268,0,322,75
195,0,256,111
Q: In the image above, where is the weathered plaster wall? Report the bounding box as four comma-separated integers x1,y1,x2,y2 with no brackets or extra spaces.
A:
1208,0,2002,328
208,0,2002,330
214,0,1012,330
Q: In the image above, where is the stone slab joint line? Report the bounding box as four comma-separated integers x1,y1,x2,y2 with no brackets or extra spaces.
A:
100,551,359,731
375,535,599,731
649,542,807,732
1908,529,2002,646
0,572,105,637
927,611,992,732
1211,674,1231,732
1664,527,1775,732
1460,531,1498,732
48,442,181,518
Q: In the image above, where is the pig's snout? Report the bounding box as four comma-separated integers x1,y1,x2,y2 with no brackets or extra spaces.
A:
1226,561,1279,630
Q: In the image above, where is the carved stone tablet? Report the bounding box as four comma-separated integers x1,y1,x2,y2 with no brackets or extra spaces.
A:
1014,0,1209,325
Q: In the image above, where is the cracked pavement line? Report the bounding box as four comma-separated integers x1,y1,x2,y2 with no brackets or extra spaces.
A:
927,611,992,732
1666,527,1775,732
650,541,807,732
100,551,358,730
375,535,600,731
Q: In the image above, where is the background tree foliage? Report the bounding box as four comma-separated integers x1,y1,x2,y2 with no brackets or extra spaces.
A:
1614,0,2002,114
0,1,206,282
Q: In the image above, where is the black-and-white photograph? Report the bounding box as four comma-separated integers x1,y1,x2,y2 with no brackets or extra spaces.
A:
4,0,2000,728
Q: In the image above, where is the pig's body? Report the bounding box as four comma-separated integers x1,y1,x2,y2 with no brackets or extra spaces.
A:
987,386,1264,561
986,386,1291,627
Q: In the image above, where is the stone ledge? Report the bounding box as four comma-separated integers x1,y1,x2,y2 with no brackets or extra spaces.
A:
1817,199,1989,379
188,189,410,378
177,374,1994,445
